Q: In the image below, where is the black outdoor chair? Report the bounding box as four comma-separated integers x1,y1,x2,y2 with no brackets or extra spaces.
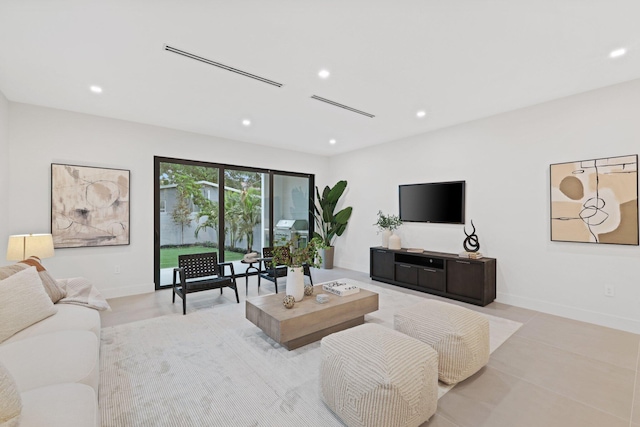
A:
172,252,239,315
258,246,313,294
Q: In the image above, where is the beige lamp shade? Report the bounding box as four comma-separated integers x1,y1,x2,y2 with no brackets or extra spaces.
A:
6,234,55,261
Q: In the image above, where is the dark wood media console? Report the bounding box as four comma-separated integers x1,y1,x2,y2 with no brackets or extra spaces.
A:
369,247,496,306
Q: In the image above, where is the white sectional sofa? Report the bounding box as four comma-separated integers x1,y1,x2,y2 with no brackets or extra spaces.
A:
0,263,102,427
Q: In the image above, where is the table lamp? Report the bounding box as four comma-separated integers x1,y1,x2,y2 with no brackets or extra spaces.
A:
6,233,55,261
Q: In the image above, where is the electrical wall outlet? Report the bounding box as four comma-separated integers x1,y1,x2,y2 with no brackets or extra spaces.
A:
114,265,121,274
604,284,615,297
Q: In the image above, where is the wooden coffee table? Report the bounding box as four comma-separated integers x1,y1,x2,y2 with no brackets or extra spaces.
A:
245,284,379,350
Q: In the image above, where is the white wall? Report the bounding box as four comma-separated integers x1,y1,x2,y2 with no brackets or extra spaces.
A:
7,103,330,298
331,78,640,333
6,79,640,333
0,90,9,251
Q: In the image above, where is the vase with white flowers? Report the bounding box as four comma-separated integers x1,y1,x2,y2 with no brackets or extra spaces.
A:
374,210,402,248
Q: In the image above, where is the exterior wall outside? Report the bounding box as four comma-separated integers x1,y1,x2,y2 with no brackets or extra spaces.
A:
160,172,306,251
160,183,219,246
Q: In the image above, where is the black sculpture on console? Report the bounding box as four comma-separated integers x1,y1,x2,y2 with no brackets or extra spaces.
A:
463,220,480,253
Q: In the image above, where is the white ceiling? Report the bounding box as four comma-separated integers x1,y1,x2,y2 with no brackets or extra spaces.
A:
1,1,639,156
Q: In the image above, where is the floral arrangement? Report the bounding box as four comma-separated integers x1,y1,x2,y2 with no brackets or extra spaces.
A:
272,236,323,269
374,210,402,233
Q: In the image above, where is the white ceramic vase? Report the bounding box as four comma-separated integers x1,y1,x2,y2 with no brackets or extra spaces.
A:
286,266,305,301
388,233,401,250
381,229,392,248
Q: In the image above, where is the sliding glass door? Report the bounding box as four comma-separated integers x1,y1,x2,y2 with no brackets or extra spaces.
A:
273,174,312,249
154,157,313,289
155,159,222,288
222,168,266,256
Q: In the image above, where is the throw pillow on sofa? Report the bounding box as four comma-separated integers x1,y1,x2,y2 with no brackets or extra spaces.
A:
19,257,66,303
0,258,66,303
0,267,57,343
0,361,22,427
0,262,28,279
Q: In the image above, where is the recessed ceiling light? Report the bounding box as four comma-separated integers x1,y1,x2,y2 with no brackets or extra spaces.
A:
416,110,426,118
329,139,337,145
90,85,102,93
609,48,627,58
242,119,251,126
318,69,330,79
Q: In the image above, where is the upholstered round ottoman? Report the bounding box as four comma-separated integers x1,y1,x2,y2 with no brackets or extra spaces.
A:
320,323,438,427
394,300,489,385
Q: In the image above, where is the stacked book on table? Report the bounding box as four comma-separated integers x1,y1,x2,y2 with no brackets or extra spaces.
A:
458,251,484,259
322,281,360,296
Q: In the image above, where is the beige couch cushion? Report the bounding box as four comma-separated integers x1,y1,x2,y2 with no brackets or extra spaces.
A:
0,330,99,394
0,267,57,343
20,383,99,427
3,304,101,345
0,361,22,427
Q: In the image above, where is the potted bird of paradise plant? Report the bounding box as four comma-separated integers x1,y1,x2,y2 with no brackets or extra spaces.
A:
312,180,353,269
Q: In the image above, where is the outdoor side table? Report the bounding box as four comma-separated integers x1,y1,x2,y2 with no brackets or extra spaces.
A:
241,259,261,295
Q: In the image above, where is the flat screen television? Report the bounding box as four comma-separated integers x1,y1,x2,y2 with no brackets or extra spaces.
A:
399,181,466,224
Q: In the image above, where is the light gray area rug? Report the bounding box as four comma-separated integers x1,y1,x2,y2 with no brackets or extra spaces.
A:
100,279,522,426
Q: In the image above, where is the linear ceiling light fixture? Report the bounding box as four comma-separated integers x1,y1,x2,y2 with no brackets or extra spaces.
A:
310,95,375,118
164,45,283,87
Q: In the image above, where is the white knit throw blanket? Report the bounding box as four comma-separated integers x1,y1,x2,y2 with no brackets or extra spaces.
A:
57,277,111,311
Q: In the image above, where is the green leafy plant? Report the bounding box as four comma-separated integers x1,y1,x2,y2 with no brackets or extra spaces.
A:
312,180,353,247
272,236,323,269
374,210,402,232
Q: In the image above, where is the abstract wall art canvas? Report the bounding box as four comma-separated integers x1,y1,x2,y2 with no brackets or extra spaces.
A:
550,154,638,245
51,164,130,248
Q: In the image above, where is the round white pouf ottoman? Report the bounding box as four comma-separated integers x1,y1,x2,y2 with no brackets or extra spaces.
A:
320,323,438,427
394,300,489,385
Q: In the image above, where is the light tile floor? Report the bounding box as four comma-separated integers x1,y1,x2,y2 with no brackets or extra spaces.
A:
101,267,640,427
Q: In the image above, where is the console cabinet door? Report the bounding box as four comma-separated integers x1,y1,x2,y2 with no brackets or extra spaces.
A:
395,264,418,285
371,249,394,280
446,260,484,300
418,267,445,292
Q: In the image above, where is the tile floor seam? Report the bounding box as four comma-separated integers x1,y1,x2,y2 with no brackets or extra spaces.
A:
433,410,464,427
509,332,637,371
629,340,640,423
511,310,542,334
487,361,632,423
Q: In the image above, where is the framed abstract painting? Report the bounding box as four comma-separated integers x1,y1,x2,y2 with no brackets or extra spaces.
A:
550,154,638,245
51,163,130,248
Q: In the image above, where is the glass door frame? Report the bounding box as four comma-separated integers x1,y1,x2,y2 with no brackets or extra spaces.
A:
154,156,314,290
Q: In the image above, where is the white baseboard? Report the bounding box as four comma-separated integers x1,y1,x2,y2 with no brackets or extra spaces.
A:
334,261,361,272
335,265,640,334
101,282,155,300
497,292,640,335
